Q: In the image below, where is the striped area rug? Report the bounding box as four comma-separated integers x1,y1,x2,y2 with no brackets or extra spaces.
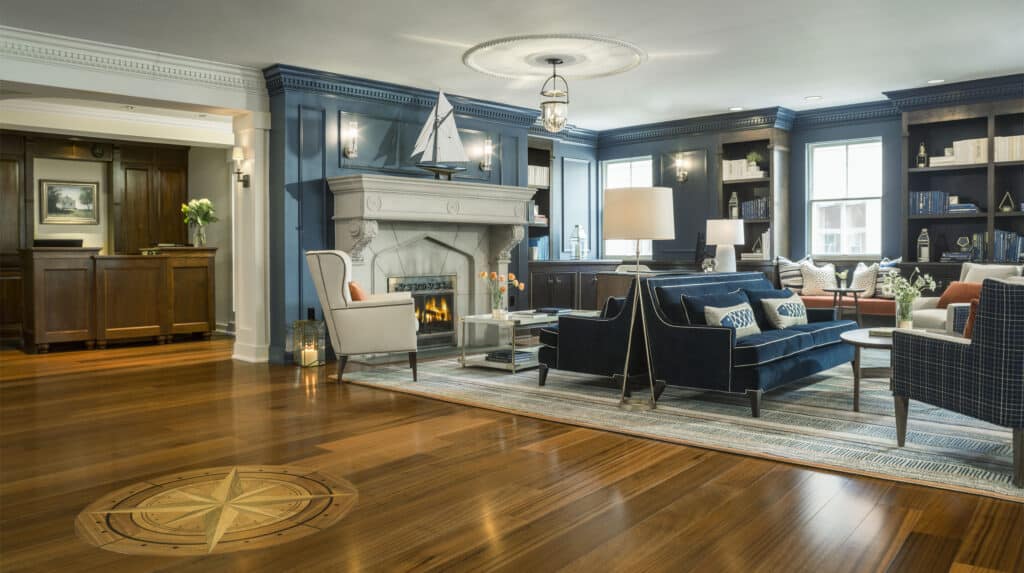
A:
348,350,1022,502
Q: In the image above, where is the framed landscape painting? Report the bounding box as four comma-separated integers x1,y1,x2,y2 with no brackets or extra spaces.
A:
39,180,99,225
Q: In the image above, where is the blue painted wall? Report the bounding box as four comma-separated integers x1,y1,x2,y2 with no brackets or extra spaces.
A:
788,115,903,258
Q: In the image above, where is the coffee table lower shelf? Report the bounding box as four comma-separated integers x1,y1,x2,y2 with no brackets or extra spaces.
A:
459,348,541,372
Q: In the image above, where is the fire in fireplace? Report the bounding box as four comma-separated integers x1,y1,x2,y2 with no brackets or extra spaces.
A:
388,275,457,347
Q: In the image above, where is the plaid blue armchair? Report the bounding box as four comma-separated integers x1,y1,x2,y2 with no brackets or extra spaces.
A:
892,277,1024,487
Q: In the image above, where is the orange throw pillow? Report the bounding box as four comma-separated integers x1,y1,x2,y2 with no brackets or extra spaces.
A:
937,281,983,309
348,281,368,301
963,298,979,339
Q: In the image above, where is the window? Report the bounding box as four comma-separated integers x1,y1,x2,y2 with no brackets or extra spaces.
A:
807,139,882,257
602,157,654,257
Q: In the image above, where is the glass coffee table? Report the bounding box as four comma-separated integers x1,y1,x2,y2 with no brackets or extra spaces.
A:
459,310,599,373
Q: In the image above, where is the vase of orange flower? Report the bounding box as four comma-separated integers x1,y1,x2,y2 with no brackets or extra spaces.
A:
480,271,526,319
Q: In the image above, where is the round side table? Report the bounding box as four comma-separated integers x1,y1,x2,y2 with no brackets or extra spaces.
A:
839,328,893,412
824,287,866,325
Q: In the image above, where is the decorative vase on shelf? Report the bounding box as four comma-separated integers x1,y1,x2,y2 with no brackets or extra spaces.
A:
491,307,508,320
192,225,207,247
895,297,914,330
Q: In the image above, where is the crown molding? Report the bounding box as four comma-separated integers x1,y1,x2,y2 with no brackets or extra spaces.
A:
0,99,234,131
528,122,599,147
0,26,266,99
597,107,795,147
264,64,541,127
883,74,1024,111
792,100,899,128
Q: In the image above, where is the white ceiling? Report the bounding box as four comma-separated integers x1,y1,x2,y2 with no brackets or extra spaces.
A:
1,0,1021,130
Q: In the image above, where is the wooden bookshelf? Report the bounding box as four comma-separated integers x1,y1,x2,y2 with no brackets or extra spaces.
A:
526,138,553,261
901,100,1024,264
717,128,790,265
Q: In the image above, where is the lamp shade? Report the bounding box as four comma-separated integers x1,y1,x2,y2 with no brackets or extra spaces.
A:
603,187,675,241
231,146,245,162
706,219,745,245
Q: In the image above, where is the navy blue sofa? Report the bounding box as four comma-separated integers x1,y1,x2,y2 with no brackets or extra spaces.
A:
641,272,858,416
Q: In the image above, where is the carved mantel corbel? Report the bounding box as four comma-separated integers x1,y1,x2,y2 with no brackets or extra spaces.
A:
346,219,378,263
492,225,526,264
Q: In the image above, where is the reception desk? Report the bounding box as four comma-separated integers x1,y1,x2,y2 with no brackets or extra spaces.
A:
21,247,215,353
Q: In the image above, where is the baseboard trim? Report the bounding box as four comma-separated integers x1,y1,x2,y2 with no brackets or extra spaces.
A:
232,341,269,363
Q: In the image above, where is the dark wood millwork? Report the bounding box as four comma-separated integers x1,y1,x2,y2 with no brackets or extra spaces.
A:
21,247,214,352
529,260,621,310
0,136,25,339
1,338,1021,572
120,145,189,252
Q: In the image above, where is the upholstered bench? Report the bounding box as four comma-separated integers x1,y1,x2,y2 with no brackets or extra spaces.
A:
799,295,895,316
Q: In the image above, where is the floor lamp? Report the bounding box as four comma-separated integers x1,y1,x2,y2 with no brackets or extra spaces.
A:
603,187,676,410
707,219,745,273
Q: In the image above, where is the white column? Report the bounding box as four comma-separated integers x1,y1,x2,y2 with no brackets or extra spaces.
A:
231,112,272,362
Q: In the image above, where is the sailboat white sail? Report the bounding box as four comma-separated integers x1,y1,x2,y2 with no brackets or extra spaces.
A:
411,91,469,164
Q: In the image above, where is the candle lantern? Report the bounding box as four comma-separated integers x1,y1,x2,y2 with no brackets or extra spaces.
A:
292,308,326,368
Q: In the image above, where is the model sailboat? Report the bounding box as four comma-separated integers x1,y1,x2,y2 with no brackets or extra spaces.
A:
411,91,468,179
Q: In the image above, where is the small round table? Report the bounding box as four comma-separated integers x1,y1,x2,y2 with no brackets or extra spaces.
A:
839,328,893,412
824,287,866,325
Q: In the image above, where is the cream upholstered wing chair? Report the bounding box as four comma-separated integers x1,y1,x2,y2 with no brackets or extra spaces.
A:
305,250,418,381
912,263,1023,334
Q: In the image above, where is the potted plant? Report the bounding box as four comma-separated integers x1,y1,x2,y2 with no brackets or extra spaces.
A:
181,198,218,247
746,151,765,171
882,268,936,329
479,271,526,319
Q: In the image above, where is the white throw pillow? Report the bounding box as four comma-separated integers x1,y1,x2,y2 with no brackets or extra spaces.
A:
705,302,761,339
777,255,812,293
761,294,809,329
850,262,878,297
960,262,1024,283
800,262,837,296
875,257,901,298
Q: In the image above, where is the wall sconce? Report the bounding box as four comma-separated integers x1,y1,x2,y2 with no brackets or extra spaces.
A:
479,137,493,171
674,154,689,183
232,146,250,188
342,120,359,159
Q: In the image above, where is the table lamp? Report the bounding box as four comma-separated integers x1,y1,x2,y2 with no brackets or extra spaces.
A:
706,219,745,273
604,187,675,410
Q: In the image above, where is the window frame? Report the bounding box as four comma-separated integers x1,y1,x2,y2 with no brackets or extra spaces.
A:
805,137,883,259
600,156,655,259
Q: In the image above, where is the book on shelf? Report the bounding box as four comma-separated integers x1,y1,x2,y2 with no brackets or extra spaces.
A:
722,159,765,181
485,349,536,364
923,138,988,166
909,190,949,215
868,327,896,337
993,229,1024,263
995,135,1024,162
740,196,769,219
527,165,550,187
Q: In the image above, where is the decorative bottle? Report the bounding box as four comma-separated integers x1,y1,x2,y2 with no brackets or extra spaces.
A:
728,192,739,219
916,142,928,168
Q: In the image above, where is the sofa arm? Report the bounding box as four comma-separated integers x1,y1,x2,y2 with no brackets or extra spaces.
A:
946,302,971,335
913,296,939,310
555,314,635,376
807,307,838,322
645,321,735,392
332,303,417,355
892,329,972,400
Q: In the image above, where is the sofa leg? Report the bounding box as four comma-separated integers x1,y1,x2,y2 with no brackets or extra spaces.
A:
1013,428,1023,488
336,356,348,383
408,351,417,382
747,390,763,418
538,364,548,387
894,395,909,447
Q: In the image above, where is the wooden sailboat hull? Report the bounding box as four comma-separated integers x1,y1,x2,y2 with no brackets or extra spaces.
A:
416,162,467,180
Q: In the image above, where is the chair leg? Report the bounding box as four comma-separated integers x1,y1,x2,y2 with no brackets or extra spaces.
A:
1013,428,1023,488
747,389,763,418
538,364,548,387
409,351,417,382
337,356,348,383
894,395,909,447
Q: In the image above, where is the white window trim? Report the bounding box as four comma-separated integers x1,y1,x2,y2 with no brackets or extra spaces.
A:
601,156,655,259
806,137,883,259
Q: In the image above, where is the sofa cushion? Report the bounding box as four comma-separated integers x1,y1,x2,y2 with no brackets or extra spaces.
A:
538,325,559,347
800,261,837,295
964,298,979,338
911,308,946,331
761,294,809,329
649,273,774,324
706,301,761,338
681,290,748,325
799,295,896,316
937,281,983,308
960,262,1023,282
850,262,878,297
786,319,858,347
733,329,814,367
776,255,811,293
742,288,794,329
601,296,626,318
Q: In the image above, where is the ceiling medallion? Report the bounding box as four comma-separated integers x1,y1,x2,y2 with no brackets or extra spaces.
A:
461,34,647,80
76,465,357,556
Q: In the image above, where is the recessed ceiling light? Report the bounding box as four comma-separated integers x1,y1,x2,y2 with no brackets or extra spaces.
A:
803,95,822,102
926,79,945,84
728,106,744,112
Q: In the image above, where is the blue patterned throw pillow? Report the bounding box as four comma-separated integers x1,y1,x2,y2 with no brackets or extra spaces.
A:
705,302,761,339
761,294,808,329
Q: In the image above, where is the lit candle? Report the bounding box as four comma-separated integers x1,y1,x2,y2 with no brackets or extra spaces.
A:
301,346,318,367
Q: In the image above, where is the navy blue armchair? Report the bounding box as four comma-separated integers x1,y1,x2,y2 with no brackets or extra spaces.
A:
892,277,1024,487
641,272,858,417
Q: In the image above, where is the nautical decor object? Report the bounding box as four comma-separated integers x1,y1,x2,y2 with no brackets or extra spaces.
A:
998,191,1016,212
539,58,569,133
411,91,469,179
569,224,589,260
956,236,972,252
916,228,930,262
916,142,928,168
728,192,740,219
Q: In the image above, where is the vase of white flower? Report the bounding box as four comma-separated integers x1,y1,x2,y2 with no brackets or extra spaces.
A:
882,268,936,329
181,198,218,247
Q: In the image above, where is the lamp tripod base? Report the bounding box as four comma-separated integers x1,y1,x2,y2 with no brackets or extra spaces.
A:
618,396,657,411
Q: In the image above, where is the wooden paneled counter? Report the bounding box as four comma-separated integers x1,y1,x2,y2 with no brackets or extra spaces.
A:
21,247,215,353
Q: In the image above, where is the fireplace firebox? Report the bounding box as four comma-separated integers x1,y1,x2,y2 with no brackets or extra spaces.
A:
388,275,457,347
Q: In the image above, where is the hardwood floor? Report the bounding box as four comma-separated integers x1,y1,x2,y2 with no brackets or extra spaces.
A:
1,339,1021,572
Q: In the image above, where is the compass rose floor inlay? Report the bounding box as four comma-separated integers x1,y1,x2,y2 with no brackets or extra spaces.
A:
76,465,358,556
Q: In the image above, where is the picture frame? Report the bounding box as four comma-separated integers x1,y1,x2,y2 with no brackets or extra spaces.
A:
39,180,99,225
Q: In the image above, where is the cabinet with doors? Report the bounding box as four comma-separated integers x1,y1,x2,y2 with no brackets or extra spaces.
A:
528,260,621,310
